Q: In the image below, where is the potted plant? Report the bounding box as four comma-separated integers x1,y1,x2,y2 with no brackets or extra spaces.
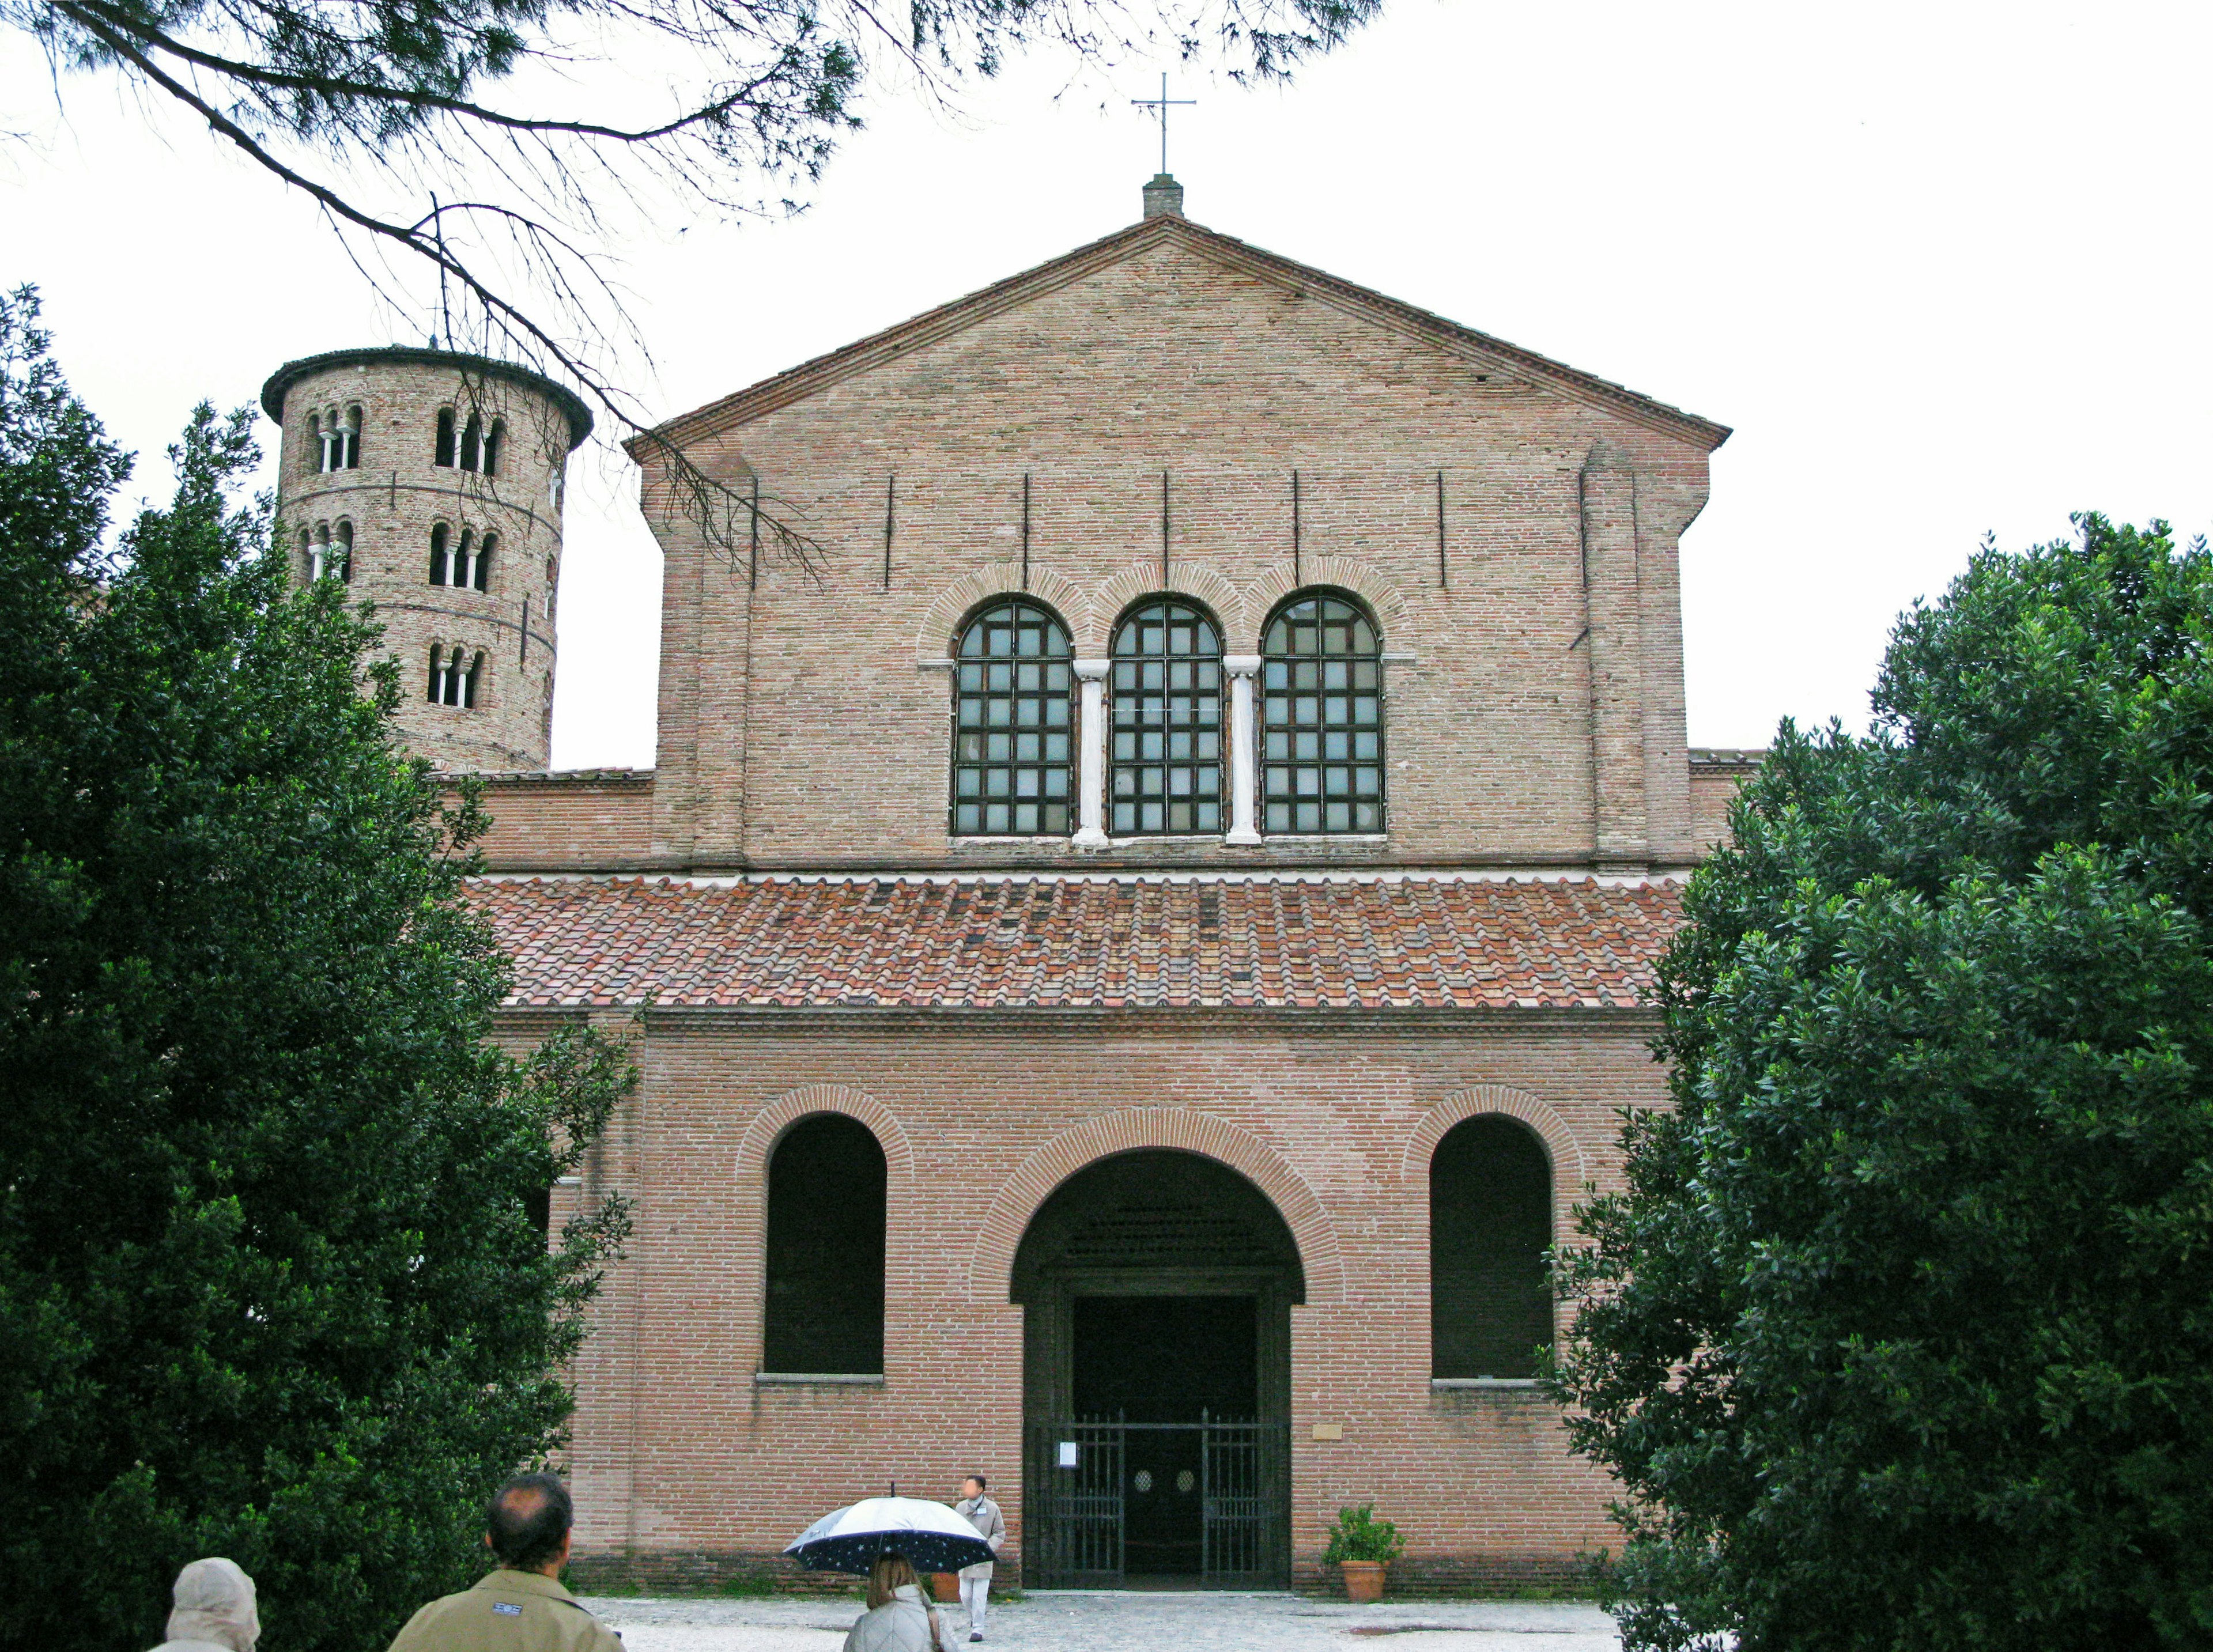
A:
1323,1503,1406,1602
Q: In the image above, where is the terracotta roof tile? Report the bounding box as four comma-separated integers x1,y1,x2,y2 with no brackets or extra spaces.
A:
470,875,1683,1012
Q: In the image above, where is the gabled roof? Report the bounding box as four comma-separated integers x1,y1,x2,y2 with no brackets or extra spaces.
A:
633,212,1730,455
471,873,1683,1011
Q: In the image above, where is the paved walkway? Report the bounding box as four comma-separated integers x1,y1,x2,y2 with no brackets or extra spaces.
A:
586,1591,1621,1652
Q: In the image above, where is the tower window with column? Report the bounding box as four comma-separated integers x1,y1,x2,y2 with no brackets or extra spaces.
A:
1262,592,1384,834
426,644,484,709
950,599,1074,836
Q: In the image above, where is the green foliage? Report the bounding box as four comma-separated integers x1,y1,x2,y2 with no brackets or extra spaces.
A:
1549,516,2213,1651
0,287,633,1652
1323,1503,1406,1566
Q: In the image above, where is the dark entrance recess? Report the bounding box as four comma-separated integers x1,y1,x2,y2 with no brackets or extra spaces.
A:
764,1114,886,1374
1014,1150,1298,1589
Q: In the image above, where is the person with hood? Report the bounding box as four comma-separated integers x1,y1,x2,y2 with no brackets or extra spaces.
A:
841,1553,951,1652
151,1558,260,1652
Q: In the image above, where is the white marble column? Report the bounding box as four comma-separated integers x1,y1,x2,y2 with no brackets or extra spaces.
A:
1223,654,1263,845
1073,657,1111,847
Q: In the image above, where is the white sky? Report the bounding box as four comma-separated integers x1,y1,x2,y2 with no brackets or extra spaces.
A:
7,1,2210,769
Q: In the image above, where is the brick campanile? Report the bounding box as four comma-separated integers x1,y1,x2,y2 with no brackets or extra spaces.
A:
260,347,593,772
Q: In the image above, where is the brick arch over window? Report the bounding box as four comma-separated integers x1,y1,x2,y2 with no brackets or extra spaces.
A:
736,1083,916,1185
916,565,1089,664
968,1108,1345,1306
1081,562,1247,656
1241,555,1409,652
1402,1085,1587,1237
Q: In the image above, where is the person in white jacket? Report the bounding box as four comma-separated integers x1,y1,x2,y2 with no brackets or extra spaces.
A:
149,1559,259,1652
842,1554,950,1652
952,1477,1005,1643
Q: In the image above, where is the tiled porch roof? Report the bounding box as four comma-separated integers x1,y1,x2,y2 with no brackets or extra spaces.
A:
471,874,1683,1012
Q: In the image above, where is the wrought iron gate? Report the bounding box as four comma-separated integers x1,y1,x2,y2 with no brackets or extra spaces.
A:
1025,1416,1289,1589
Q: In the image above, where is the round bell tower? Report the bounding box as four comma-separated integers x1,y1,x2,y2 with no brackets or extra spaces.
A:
260,346,593,772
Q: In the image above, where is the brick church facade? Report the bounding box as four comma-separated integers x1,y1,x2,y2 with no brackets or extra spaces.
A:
266,176,1753,1592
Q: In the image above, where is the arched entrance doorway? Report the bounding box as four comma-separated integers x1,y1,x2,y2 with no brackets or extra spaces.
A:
1013,1149,1300,1589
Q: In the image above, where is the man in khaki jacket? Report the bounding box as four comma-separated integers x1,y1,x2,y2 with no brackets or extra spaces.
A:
387,1474,621,1652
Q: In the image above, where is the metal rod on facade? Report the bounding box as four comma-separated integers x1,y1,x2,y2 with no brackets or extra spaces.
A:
1436,469,1448,588
749,477,760,591
883,475,896,590
519,596,528,663
1160,471,1170,584
1022,473,1032,592
1291,470,1302,586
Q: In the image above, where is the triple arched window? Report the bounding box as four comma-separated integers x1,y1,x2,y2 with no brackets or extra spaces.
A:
950,599,1074,837
1429,1116,1553,1379
308,405,361,473
301,519,352,583
426,644,484,708
944,588,1387,841
434,409,504,475
428,523,493,592
763,1114,886,1375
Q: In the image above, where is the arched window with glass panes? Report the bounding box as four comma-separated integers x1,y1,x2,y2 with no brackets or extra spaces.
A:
950,599,1074,836
1261,592,1384,835
1109,598,1223,836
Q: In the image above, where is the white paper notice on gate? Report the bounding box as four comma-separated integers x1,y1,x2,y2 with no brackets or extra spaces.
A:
1057,1441,1079,1468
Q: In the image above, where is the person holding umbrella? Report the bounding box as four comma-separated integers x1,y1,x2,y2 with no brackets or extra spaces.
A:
784,1492,995,1652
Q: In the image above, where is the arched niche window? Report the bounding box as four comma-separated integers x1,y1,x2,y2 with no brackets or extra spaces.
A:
482,418,505,477
459,413,484,473
307,412,326,472
339,405,362,470
951,599,1073,837
307,521,350,583
1262,592,1384,835
426,644,482,708
434,408,457,468
1109,597,1222,836
1430,1116,1553,1380
764,1114,886,1375
428,527,492,592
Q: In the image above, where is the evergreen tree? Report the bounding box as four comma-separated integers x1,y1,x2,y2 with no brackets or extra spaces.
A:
1551,516,2213,1651
0,287,632,1652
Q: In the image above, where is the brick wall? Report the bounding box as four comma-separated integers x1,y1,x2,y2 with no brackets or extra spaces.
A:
537,1005,1664,1589
460,771,656,870
1687,749,1763,852
637,222,1721,876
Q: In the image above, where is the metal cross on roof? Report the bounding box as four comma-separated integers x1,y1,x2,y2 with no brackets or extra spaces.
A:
1131,73,1196,176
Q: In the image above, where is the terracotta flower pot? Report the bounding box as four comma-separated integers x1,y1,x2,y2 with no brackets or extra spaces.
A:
1340,1559,1387,1602
930,1572,961,1604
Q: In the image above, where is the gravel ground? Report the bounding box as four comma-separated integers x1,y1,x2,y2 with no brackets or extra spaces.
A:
584,1591,1621,1652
